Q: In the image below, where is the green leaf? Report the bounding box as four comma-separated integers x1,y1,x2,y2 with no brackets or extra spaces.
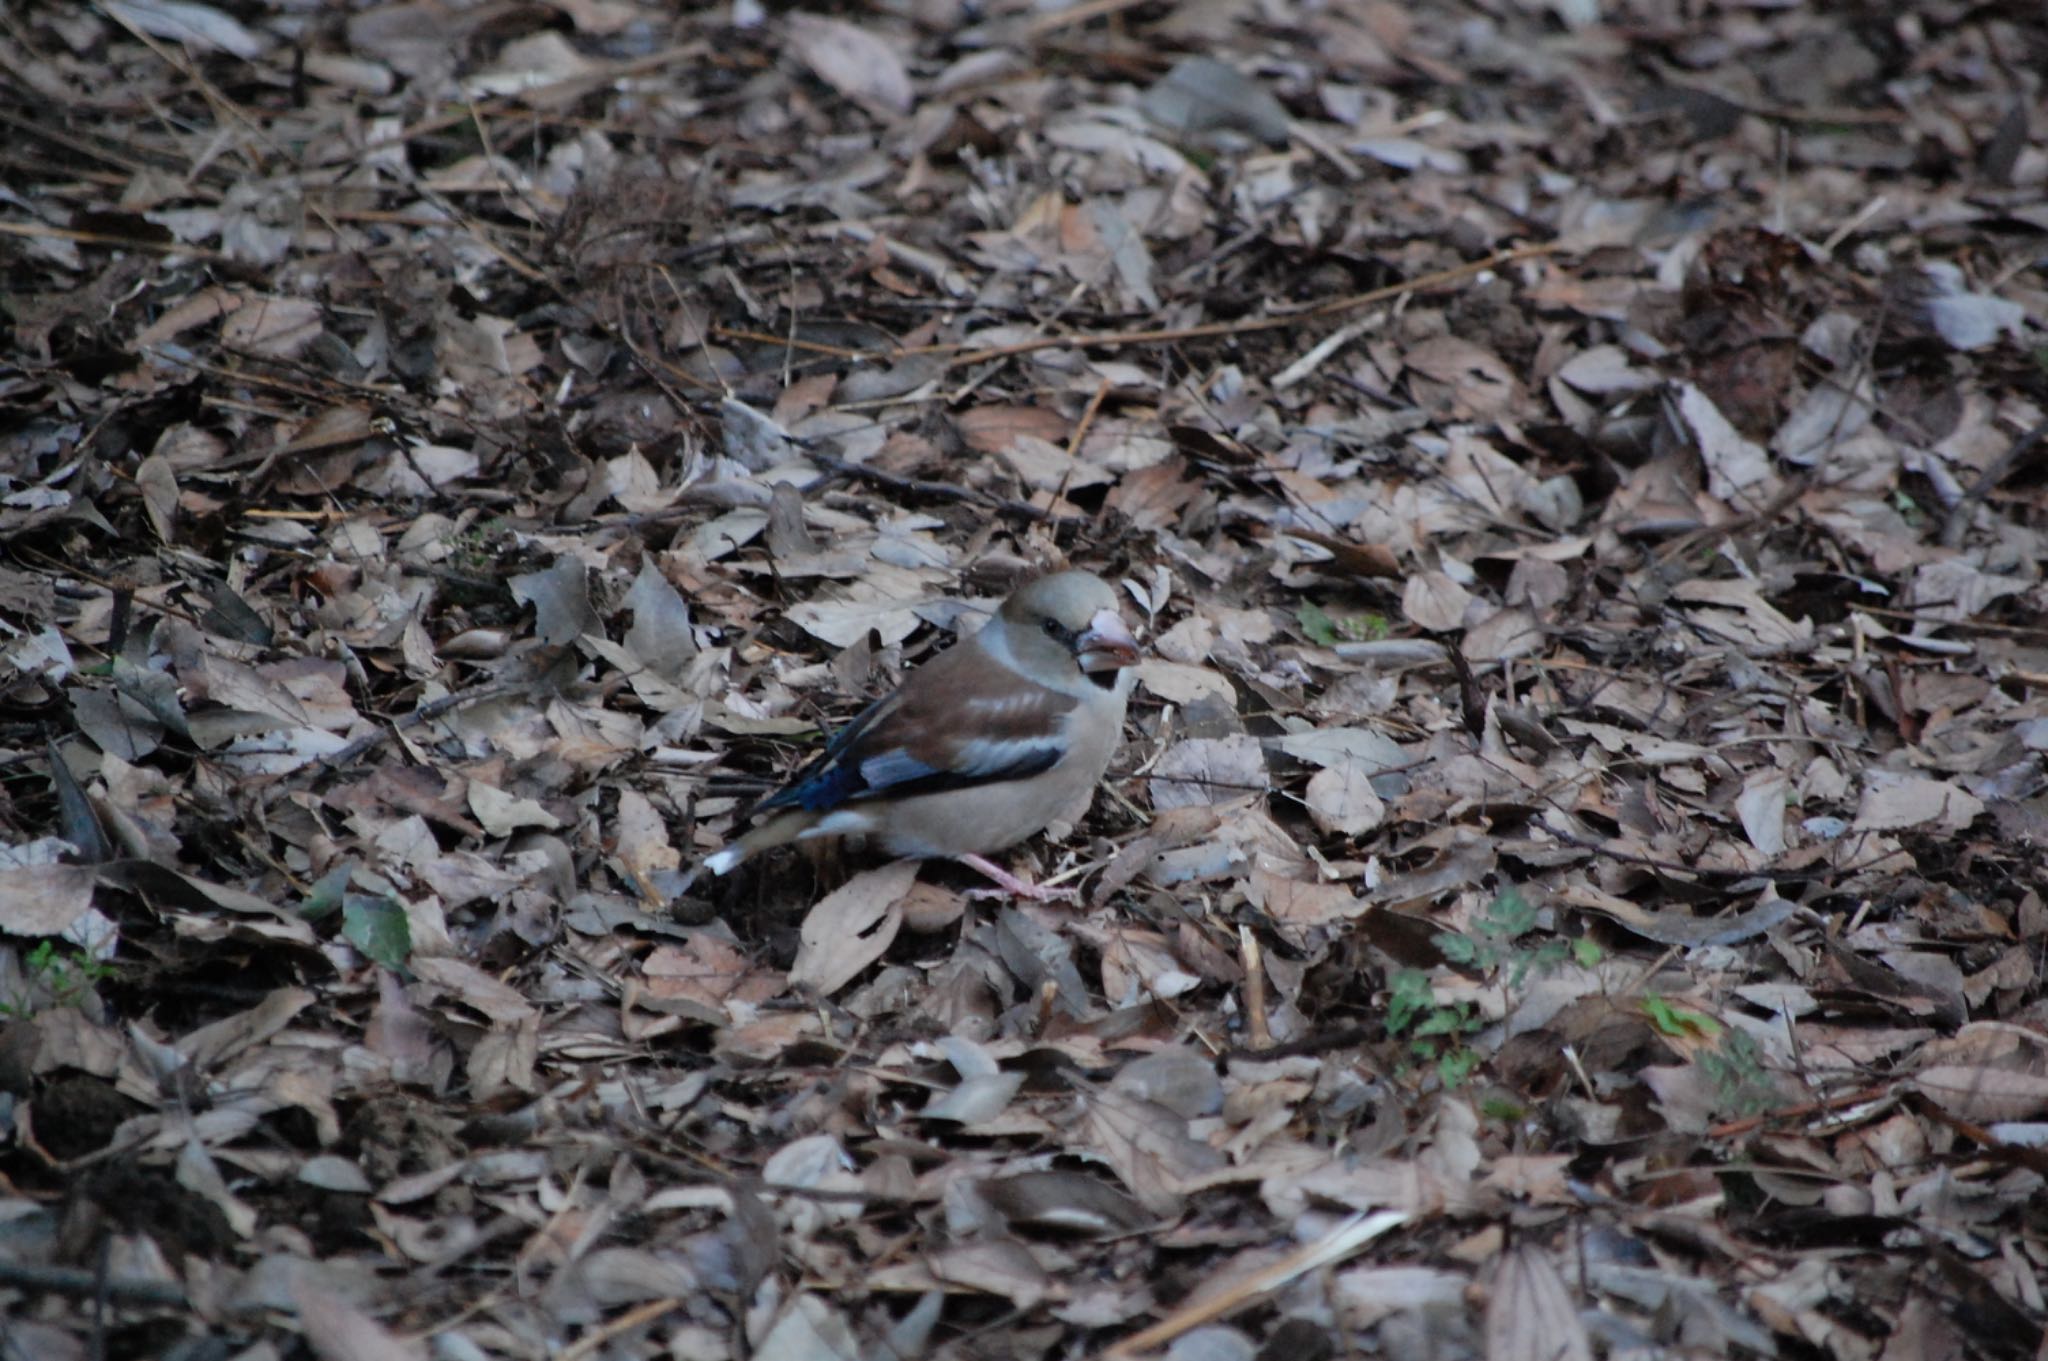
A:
1386,969,1432,1035
1299,602,1393,645
343,897,412,970
1435,931,1478,965
1641,993,1720,1039
1571,938,1604,967
1297,601,1341,646
1478,886,1536,940
300,862,354,919
1479,1095,1525,1121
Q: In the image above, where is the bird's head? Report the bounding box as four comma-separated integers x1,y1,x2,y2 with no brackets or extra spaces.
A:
998,570,1141,688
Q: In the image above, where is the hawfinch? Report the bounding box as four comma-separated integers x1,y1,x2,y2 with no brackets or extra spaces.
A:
703,571,1140,899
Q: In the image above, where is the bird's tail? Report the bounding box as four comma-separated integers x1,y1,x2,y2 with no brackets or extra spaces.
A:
700,811,815,876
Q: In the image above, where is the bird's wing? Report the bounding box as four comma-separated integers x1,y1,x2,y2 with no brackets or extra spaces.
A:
753,642,1079,815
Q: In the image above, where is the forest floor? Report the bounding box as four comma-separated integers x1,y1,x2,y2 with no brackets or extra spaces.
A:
2,1,2047,1358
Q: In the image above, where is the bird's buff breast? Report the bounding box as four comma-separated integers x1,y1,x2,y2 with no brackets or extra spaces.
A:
871,767,1093,859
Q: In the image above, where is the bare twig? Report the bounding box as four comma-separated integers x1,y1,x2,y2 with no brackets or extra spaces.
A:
1940,416,2048,548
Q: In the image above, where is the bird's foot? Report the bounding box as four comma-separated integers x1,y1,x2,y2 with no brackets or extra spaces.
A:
956,854,1081,903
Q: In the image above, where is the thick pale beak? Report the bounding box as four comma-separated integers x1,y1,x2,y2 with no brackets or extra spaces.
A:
1075,608,1140,673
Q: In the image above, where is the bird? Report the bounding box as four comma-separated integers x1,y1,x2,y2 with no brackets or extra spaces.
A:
700,570,1141,900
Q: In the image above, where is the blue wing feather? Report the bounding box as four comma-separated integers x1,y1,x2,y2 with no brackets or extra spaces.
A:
751,691,1071,816
745,632,1081,818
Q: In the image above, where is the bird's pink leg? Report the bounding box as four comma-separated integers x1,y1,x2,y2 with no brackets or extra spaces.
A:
956,853,1081,903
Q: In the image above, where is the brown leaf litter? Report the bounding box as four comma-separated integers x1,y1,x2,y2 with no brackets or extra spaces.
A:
1,0,2046,1358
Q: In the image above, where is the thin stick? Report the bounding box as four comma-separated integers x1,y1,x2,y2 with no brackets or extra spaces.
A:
0,1262,188,1309
1103,1211,1406,1357
932,243,1559,369
557,1298,687,1361
1239,925,1271,1051
1066,377,1115,460
1940,415,2048,549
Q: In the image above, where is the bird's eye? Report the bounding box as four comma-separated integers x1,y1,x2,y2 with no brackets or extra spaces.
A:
1041,618,1062,637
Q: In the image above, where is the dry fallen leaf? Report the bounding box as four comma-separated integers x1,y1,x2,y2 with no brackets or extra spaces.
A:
788,860,917,995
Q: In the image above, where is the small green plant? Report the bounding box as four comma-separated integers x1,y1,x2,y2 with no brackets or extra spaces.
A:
1641,993,1721,1040
1297,602,1390,646
1698,1028,1780,1119
1479,1094,1527,1122
30,940,117,1000
0,940,118,1016
300,863,413,971
1640,996,1781,1119
1385,888,1595,1086
1385,967,1483,1086
445,519,510,573
1435,887,1577,988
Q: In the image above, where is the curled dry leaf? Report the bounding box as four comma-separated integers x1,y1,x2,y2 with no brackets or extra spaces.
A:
785,14,913,115
787,860,916,996
1485,1244,1593,1361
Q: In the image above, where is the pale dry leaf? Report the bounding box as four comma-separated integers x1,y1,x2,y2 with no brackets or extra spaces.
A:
1485,1244,1593,1361
604,447,676,514
467,781,561,836
1139,56,1290,143
509,557,597,647
1905,557,2028,622
0,864,97,937
294,1276,430,1360
411,956,536,1025
1098,926,1200,1004
1555,344,1654,394
922,1071,1026,1124
1677,382,1778,503
1352,136,1467,174
755,1294,862,1361
1404,336,1524,419
1736,770,1789,856
788,860,916,995
465,30,597,95
1920,263,2027,350
1462,604,1542,661
956,403,1070,455
786,565,934,647
1852,772,1985,834
1331,1266,1468,1333
175,986,315,1069
1304,761,1386,837
220,296,323,359
930,1240,1057,1309
1085,198,1159,310
623,557,697,673
1135,660,1236,706
1401,571,1474,633
1081,1091,1224,1217
610,786,680,882
107,0,265,58
401,443,478,488
1275,726,1407,771
1774,373,1876,465
135,453,178,543
1000,435,1111,493
1150,735,1268,811
722,397,802,471
1912,1065,2048,1123
786,14,913,115
1242,867,1361,926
